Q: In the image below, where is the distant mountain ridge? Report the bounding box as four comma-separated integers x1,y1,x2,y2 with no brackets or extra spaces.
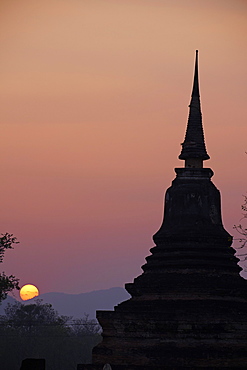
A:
0,287,130,319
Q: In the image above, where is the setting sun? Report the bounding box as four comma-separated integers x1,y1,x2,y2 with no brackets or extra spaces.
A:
20,284,39,301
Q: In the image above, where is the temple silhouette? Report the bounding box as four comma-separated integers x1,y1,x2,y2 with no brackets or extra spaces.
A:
81,51,247,369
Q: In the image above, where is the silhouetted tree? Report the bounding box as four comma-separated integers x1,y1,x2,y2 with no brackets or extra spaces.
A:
234,195,247,248
68,315,102,365
0,233,19,302
234,195,247,274
3,299,70,332
0,299,101,370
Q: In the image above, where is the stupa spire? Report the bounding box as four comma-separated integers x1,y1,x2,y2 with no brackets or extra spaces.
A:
179,50,210,167
80,51,247,370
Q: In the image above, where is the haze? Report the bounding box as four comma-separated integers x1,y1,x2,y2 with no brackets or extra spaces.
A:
0,0,246,294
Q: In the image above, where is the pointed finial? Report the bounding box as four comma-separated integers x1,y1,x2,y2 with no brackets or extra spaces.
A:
178,50,210,167
191,50,199,97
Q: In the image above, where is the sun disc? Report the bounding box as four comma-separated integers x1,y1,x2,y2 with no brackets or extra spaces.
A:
20,284,39,301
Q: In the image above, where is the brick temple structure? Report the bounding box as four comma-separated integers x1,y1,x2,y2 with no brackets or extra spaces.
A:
81,51,247,369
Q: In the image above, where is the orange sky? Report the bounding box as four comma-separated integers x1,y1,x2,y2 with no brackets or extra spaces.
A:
0,0,247,294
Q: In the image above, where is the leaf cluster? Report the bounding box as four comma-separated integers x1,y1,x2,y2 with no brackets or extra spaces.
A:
0,233,19,302
0,233,19,263
234,195,247,250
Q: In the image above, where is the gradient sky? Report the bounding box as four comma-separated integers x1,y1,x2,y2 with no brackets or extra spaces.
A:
0,0,247,295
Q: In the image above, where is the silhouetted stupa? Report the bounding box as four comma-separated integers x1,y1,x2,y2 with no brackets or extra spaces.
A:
81,51,247,369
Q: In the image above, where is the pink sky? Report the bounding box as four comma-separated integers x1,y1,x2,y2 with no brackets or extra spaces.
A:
0,0,247,295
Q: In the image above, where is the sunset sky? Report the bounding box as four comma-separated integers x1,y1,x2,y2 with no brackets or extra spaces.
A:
0,0,247,295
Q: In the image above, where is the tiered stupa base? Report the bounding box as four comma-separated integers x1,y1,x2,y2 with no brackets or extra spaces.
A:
82,270,247,369
80,168,247,369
